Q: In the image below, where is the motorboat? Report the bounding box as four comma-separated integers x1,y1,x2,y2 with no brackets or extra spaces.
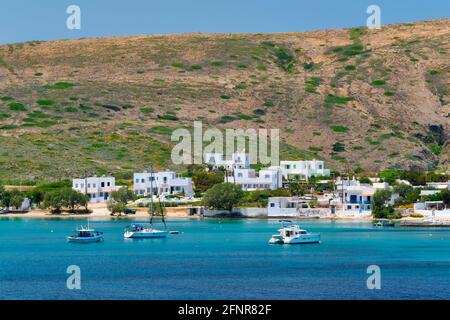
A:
67,226,104,243
269,221,320,244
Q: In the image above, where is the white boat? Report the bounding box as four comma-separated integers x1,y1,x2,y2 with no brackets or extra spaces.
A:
124,224,168,239
269,221,320,244
67,226,104,243
123,165,169,239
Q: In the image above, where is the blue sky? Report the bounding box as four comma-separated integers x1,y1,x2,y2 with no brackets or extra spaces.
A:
1,0,448,44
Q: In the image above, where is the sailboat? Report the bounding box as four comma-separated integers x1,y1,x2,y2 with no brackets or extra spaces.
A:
124,167,168,239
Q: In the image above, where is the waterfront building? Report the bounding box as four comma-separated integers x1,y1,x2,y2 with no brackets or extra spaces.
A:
280,160,330,180
225,167,282,191
72,176,122,203
332,179,396,216
133,171,194,197
414,201,450,218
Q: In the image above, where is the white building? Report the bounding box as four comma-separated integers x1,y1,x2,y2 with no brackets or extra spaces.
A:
133,171,194,197
205,152,250,170
332,179,396,216
268,196,314,216
414,201,450,218
280,160,330,180
73,176,122,203
226,167,282,191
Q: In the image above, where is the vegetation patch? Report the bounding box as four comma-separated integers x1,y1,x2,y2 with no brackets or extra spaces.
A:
158,114,179,121
372,79,386,86
8,102,27,111
43,82,75,90
37,99,55,106
305,77,323,93
140,107,154,114
324,94,353,105
331,125,349,133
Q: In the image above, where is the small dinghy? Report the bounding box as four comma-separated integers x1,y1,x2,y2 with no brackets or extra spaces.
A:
67,226,104,243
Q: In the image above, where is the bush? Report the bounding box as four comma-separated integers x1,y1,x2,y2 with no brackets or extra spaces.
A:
43,82,75,89
8,102,27,111
331,125,349,133
37,99,54,106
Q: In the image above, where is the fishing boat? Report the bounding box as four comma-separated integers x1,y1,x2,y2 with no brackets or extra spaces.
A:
373,219,396,227
67,226,104,243
124,166,168,239
269,220,320,244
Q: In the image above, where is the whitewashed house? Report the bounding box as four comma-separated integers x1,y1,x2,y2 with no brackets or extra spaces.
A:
280,160,330,180
413,181,450,218
72,176,123,203
332,179,396,216
133,171,194,197
205,152,250,170
226,167,282,191
414,201,450,218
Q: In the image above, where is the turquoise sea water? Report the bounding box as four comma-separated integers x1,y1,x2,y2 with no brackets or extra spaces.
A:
1,218,450,300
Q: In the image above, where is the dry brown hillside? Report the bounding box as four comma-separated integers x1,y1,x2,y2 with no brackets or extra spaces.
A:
0,19,449,182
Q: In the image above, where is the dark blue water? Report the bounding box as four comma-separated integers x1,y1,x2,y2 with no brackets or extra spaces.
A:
1,218,450,300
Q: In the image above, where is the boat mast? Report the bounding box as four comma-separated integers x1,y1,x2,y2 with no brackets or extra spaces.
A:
149,165,154,227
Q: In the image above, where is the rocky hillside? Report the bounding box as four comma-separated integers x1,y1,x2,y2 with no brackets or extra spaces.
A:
0,19,448,182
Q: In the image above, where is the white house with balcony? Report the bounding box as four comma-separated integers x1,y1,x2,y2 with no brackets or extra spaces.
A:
205,152,250,170
331,179,396,216
226,167,282,191
280,160,330,180
72,176,123,203
133,171,194,197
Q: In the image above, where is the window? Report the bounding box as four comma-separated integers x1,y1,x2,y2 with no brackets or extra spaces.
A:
101,182,105,188
87,183,91,188
270,203,275,207
107,182,111,187
75,184,78,188
136,179,139,183
93,184,96,188
141,179,145,183
238,173,243,177
265,174,270,178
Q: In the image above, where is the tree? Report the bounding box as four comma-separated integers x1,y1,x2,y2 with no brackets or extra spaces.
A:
288,180,306,196
372,189,395,218
108,187,134,216
0,187,24,210
193,170,224,192
107,202,126,216
441,189,450,207
203,183,244,211
393,183,419,205
65,188,89,212
110,187,134,204
43,191,68,214
8,189,24,209
359,176,372,185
